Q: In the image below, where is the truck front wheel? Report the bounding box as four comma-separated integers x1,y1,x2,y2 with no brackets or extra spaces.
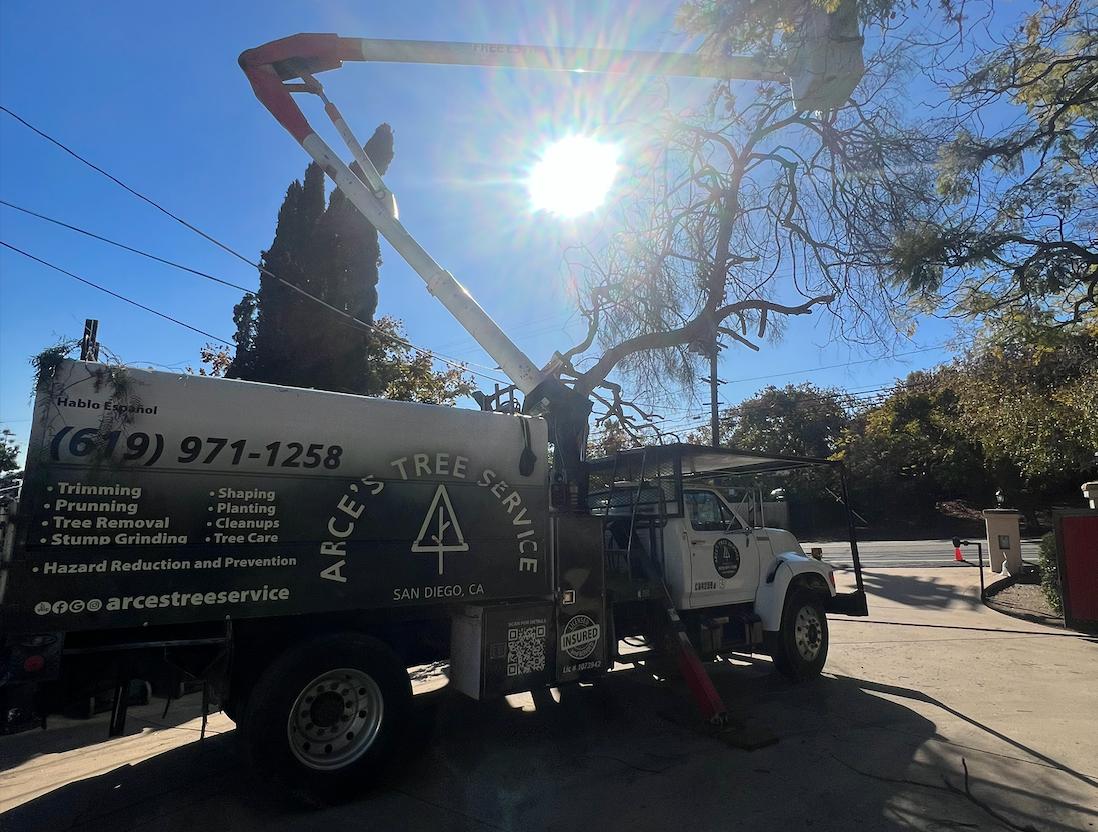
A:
241,633,411,804
767,588,829,682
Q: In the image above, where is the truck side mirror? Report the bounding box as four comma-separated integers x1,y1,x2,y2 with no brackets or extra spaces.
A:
952,537,962,549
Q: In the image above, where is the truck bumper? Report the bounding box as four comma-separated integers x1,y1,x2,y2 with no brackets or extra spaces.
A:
824,589,868,617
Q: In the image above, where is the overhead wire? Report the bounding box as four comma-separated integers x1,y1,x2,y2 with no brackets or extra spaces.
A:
723,345,953,387
431,308,577,353
0,242,231,343
593,369,954,441
0,105,265,273
586,339,964,440
623,374,941,424
0,107,512,386
0,200,251,292
0,107,966,404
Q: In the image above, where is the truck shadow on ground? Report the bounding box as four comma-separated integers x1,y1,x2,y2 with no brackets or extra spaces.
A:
854,568,984,610
4,661,1091,832
0,693,217,772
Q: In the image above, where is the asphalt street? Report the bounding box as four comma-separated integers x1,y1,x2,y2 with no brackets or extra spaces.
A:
802,537,1041,568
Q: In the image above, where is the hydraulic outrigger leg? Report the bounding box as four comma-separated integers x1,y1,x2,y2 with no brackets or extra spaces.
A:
655,585,728,726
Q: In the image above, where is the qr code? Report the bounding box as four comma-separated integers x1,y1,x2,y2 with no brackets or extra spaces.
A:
506,625,546,677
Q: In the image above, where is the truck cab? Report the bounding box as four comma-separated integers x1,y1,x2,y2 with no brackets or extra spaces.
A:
589,444,866,680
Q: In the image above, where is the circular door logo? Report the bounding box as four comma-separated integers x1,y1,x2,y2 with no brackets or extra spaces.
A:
560,614,601,660
713,538,741,579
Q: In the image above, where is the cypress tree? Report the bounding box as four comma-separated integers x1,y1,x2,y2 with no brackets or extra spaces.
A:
228,125,395,394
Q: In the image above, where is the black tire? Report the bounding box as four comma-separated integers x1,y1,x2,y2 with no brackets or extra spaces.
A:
767,588,829,682
240,633,411,805
67,696,97,720
222,696,241,724
128,680,152,706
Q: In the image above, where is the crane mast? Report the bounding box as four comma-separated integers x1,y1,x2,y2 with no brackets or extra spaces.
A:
238,14,864,507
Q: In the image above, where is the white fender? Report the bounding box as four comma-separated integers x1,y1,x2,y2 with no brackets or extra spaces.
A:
755,552,836,632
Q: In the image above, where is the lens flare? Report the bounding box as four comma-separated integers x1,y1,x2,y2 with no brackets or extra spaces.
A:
528,136,619,217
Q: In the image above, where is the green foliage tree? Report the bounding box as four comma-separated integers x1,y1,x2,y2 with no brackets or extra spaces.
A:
589,323,1095,533
893,0,1098,327
0,429,23,498
721,383,849,458
834,322,1097,529
940,323,1098,501
836,372,989,527
364,316,475,406
0,429,19,471
225,125,471,402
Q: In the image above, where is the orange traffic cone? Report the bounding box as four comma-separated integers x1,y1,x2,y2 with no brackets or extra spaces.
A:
955,546,964,562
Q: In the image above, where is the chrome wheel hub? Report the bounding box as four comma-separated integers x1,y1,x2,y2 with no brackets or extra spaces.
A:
287,668,384,771
794,605,823,662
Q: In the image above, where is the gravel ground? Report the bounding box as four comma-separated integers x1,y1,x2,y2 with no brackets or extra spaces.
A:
985,581,1064,626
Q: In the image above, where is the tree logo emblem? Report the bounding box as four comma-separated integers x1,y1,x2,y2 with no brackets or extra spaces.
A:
411,484,469,574
713,538,741,579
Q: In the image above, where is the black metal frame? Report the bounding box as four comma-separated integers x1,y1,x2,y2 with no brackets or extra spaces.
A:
588,444,868,614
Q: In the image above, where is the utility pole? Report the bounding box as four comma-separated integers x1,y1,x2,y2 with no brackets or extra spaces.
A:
699,337,724,447
80,319,99,362
710,345,720,447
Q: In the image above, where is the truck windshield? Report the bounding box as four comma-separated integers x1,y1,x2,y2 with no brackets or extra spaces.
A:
684,491,742,532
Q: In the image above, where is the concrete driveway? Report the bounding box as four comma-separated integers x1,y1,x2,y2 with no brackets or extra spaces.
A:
2,566,1096,832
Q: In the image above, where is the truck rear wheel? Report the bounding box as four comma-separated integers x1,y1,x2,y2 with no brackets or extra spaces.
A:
240,633,411,804
768,588,828,682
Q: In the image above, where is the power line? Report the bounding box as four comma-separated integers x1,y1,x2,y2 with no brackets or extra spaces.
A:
0,106,510,387
614,376,929,425
1,231,508,385
0,107,967,403
0,200,251,292
599,370,952,437
0,242,231,343
600,343,959,421
1,105,259,272
724,345,953,387
432,308,577,352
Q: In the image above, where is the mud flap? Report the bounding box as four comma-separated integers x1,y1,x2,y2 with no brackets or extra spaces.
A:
555,516,607,684
824,589,869,617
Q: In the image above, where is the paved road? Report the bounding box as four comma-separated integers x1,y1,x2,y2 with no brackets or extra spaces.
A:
801,537,1041,569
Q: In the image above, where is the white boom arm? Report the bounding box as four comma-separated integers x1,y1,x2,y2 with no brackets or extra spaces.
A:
239,20,864,396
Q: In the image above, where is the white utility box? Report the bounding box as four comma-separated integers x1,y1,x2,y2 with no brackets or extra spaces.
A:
983,509,1023,575
1083,482,1098,510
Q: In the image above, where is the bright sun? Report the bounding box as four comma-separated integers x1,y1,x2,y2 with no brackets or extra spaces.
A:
529,136,619,217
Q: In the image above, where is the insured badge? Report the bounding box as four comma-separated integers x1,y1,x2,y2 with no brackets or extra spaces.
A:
560,613,600,661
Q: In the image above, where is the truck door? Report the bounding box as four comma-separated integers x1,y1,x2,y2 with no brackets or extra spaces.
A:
683,490,764,609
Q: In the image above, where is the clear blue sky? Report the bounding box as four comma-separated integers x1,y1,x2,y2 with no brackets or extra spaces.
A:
1,0,962,456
